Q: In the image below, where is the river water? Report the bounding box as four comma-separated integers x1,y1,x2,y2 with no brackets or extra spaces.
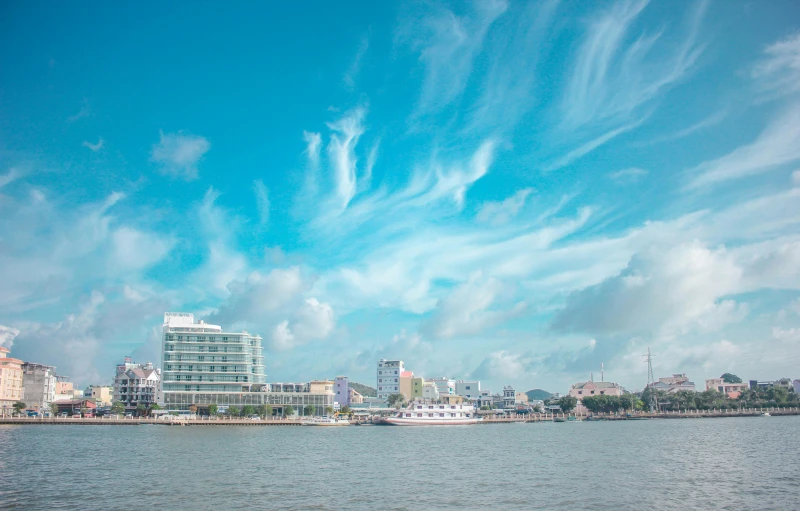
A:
1,416,799,510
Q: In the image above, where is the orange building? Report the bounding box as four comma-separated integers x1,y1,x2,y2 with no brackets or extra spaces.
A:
0,347,25,414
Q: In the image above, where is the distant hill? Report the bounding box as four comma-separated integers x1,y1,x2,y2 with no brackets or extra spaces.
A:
350,382,377,397
526,389,553,401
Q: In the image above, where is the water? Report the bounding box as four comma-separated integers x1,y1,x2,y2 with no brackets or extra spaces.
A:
1,417,799,510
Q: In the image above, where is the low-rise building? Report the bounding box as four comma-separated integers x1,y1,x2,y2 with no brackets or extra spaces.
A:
0,347,24,414
649,374,696,393
399,371,415,401
426,377,455,397
411,376,424,399
455,380,481,400
21,362,57,410
705,378,749,398
53,399,98,416
86,386,114,407
334,376,349,407
794,380,800,395
349,388,363,404
422,381,439,400
503,386,517,409
113,359,161,412
749,378,793,390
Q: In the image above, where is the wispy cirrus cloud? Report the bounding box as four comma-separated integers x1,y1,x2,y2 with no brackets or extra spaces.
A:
401,0,508,121
476,188,533,225
751,32,800,100
686,103,800,189
253,179,270,226
0,167,24,190
66,98,91,123
150,130,210,180
609,167,648,183
82,137,104,152
344,33,370,90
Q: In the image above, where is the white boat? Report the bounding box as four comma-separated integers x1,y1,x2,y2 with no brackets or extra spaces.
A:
302,416,350,426
378,402,481,426
761,412,771,417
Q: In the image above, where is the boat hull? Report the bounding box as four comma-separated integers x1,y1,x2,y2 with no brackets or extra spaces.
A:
378,418,480,426
302,422,350,426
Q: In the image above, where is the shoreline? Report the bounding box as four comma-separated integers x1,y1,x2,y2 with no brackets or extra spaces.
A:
1,408,798,426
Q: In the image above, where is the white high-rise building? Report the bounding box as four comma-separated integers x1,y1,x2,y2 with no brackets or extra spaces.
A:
376,359,404,399
161,312,266,410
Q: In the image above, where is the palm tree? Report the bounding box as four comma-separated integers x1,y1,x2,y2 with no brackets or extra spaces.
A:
13,401,25,415
324,406,334,416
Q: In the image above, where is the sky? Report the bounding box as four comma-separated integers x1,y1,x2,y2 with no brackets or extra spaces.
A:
1,1,800,393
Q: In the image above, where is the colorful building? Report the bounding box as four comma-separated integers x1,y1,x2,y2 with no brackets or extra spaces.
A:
705,378,748,398
377,359,404,399
0,347,24,414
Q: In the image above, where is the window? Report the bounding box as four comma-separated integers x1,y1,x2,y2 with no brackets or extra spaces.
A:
591,390,595,394
600,391,605,395
578,391,582,395
466,386,470,390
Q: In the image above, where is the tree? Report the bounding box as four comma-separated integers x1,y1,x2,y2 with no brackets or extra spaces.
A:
325,406,334,416
208,404,218,416
557,396,578,413
340,406,351,415
242,405,256,416
135,404,146,417
304,405,316,417
149,404,162,416
386,393,405,408
111,401,125,414
228,405,241,417
618,393,637,412
13,401,25,414
256,405,267,417
284,405,295,416
480,405,491,411
49,402,59,416
721,373,742,384
266,404,273,417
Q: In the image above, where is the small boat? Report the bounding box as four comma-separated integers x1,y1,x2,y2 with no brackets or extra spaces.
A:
761,412,771,417
553,417,566,423
302,416,350,426
567,416,582,422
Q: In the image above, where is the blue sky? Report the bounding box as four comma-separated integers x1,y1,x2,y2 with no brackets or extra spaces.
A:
2,0,800,392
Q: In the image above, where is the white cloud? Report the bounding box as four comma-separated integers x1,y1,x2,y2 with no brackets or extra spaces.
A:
269,298,335,351
111,227,173,272
608,167,648,183
0,167,24,189
150,131,210,180
66,99,90,123
687,103,800,189
404,0,508,119
82,137,104,152
0,325,20,348
471,350,528,381
793,169,800,185
421,273,525,339
552,242,742,336
751,32,800,99
253,179,270,226
476,188,533,225
344,34,370,90
562,0,706,130
303,131,322,168
326,108,365,209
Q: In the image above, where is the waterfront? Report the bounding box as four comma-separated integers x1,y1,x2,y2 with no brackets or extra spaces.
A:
2,417,799,510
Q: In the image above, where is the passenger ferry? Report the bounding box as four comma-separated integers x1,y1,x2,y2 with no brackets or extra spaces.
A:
378,402,481,426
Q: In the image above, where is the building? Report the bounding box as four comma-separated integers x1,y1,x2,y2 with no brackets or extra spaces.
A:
86,386,114,407
503,386,517,409
422,381,439,400
377,359,405,399
0,347,24,414
334,376,350,406
649,374,696,393
399,371,415,400
569,381,623,399
426,377,455,397
161,312,266,410
794,380,800,395
749,378,793,390
114,359,161,412
705,378,748,398
55,376,73,397
53,399,98,416
455,380,481,400
21,362,57,410
349,388,363,404
411,377,423,399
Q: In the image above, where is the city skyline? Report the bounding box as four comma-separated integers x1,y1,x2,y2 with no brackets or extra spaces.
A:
2,1,800,392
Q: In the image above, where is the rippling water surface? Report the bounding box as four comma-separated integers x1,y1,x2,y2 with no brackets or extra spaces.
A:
2,416,799,510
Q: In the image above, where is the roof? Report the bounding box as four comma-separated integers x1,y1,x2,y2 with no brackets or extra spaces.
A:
400,371,413,377
571,381,620,390
126,368,159,379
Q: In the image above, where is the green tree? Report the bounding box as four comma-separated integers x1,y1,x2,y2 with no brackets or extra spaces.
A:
721,373,742,384
266,404,273,417
284,405,295,416
618,393,637,412
340,405,351,415
480,405,491,411
325,406,334,416
111,401,125,414
557,396,578,413
49,402,59,416
256,405,267,417
135,403,146,416
208,404,218,416
149,404,162,416
13,401,26,414
228,405,241,417
242,405,256,416
386,393,405,408
304,405,316,416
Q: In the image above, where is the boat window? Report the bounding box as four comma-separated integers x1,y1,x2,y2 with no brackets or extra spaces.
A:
439,413,445,417
428,413,433,417
417,413,422,417
405,413,411,417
